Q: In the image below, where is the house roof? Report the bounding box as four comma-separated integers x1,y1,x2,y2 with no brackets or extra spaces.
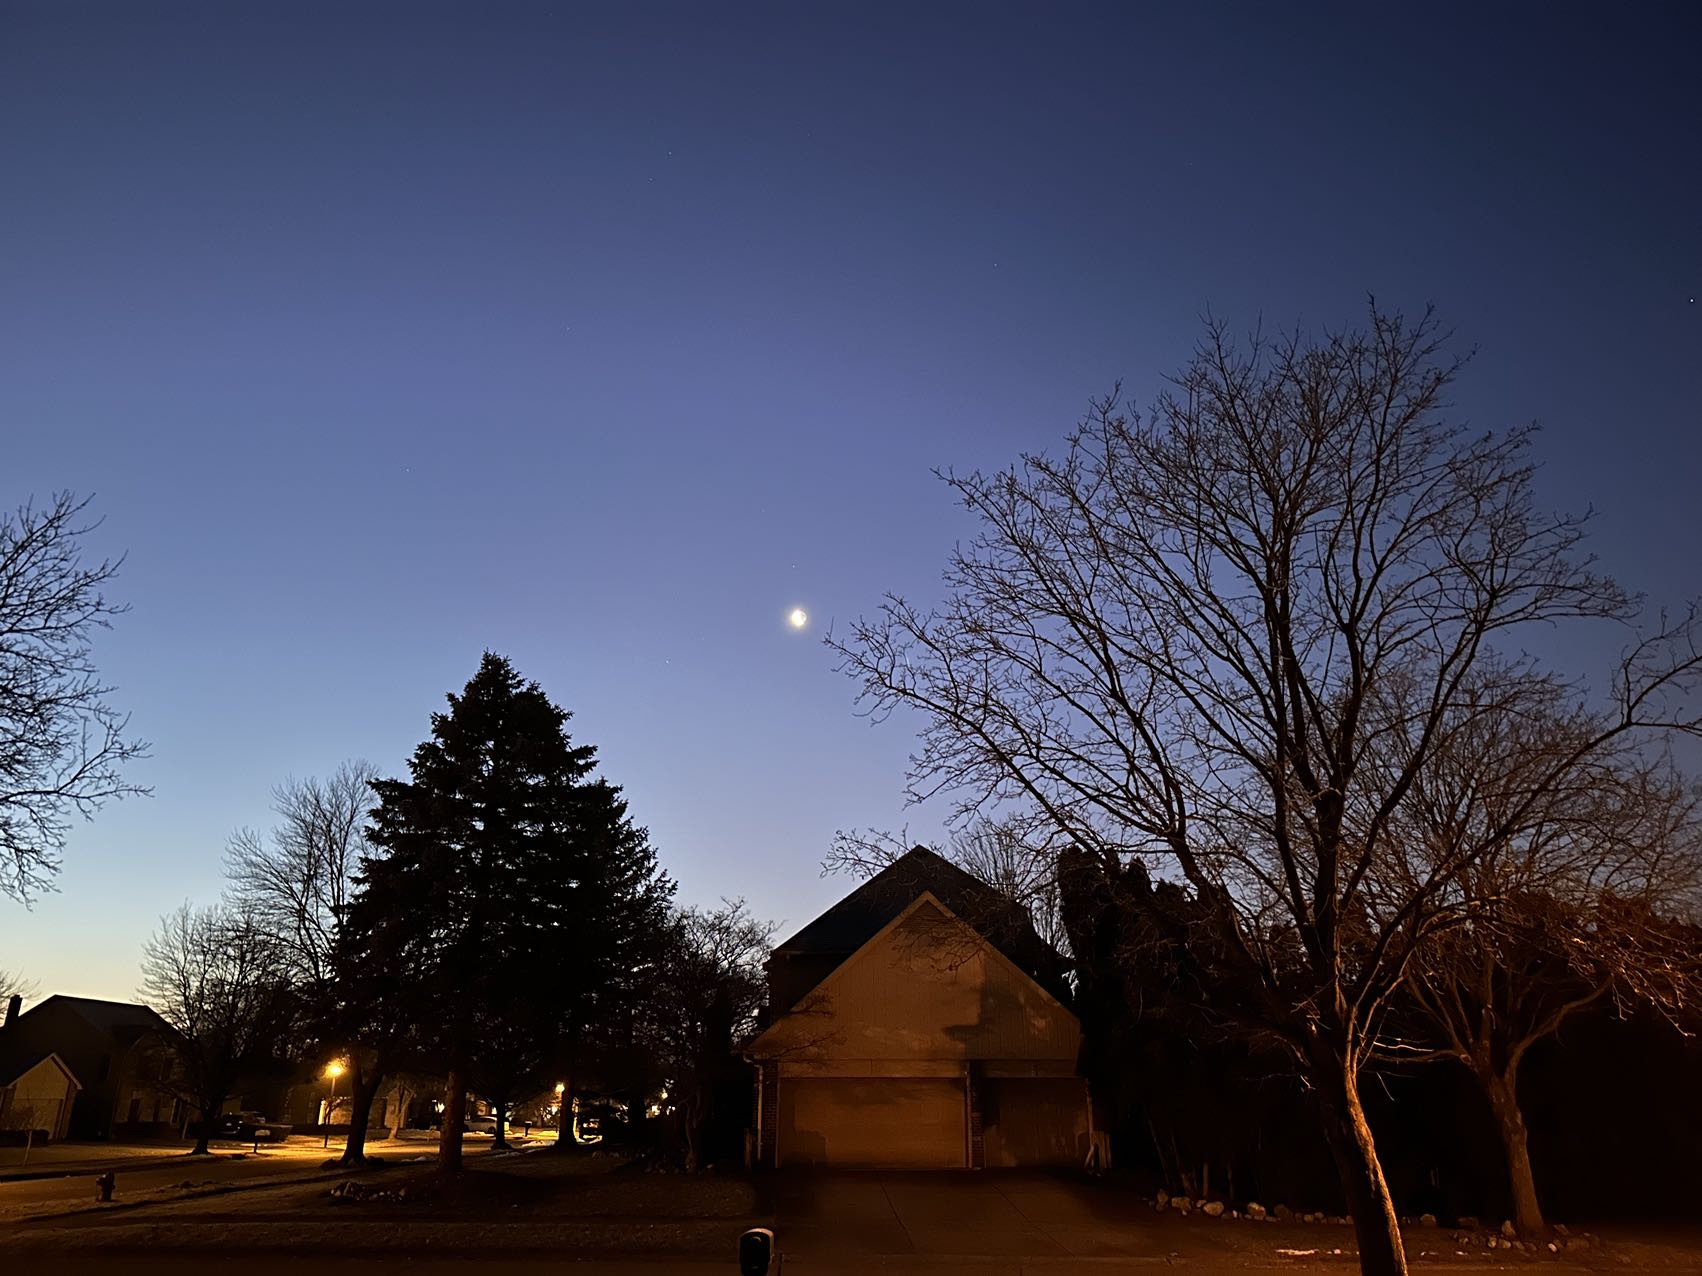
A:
773,847,1070,998
750,891,1081,1058
26,995,173,1043
0,1049,81,1089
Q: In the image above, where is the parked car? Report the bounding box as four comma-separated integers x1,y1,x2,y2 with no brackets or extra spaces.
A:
463,1113,498,1134
215,1111,293,1142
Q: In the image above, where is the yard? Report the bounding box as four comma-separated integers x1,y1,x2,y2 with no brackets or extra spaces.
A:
1,1146,767,1259
5,1151,1702,1272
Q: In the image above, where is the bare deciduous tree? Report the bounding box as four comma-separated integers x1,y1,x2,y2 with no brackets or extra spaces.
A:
224,761,404,1163
1380,672,1702,1238
139,903,294,1154
0,492,148,902
829,307,1702,1276
224,762,377,990
0,968,37,1006
645,899,776,1170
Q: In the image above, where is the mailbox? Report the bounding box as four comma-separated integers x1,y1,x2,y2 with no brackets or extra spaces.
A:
738,1226,775,1276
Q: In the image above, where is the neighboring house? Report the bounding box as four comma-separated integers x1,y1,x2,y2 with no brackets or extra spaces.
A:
0,994,182,1139
278,1071,434,1133
747,847,1092,1169
0,1031,81,1142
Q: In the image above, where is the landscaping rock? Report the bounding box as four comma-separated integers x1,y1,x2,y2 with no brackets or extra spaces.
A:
1246,1202,1267,1221
1155,1188,1170,1211
1501,1220,1517,1240
1273,1204,1293,1221
1173,1196,1192,1215
1201,1201,1225,1218
1419,1213,1437,1227
1458,1216,1481,1229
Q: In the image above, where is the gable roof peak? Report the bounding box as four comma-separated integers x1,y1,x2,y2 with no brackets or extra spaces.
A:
774,842,1070,1002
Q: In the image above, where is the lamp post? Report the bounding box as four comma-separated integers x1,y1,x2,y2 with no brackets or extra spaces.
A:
323,1061,345,1149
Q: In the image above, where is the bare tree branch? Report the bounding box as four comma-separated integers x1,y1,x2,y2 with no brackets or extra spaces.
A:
0,492,149,902
828,305,1702,1276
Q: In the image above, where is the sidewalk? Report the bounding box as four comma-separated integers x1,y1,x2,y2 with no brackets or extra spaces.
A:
0,1135,455,1182
0,1142,198,1181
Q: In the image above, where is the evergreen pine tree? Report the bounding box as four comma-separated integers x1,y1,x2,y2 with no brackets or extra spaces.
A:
349,652,673,1170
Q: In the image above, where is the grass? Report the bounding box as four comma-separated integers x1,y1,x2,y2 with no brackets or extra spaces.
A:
1,1150,768,1258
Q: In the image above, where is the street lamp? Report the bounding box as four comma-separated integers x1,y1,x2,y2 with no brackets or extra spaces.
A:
323,1061,345,1149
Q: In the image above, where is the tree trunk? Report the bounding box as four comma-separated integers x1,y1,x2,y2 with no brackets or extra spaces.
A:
1308,1038,1407,1276
340,1063,384,1165
683,1096,701,1173
1481,1066,1548,1241
391,1083,415,1137
190,1092,222,1155
1145,1115,1175,1192
554,1077,573,1149
439,1070,467,1172
493,1098,509,1151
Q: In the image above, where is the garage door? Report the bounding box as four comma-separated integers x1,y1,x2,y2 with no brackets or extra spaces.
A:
779,1077,966,1168
981,1078,1088,1167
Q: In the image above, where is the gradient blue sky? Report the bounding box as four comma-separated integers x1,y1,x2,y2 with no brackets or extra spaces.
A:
3,2,1698,1001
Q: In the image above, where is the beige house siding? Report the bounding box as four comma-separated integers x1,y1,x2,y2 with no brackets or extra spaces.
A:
750,893,1091,1171
0,1056,80,1141
753,896,1082,1065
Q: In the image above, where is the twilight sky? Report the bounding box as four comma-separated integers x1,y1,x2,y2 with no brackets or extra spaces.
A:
2,2,1697,1001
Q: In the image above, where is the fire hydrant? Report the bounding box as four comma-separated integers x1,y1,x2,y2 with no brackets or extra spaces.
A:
94,1171,115,1202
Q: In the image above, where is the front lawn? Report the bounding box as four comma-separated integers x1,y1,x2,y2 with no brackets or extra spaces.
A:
1,1148,769,1259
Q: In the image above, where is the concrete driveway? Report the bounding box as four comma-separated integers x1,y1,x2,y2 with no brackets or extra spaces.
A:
771,1171,1180,1268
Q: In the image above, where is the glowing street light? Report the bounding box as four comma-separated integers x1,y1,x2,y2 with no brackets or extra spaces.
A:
323,1060,346,1149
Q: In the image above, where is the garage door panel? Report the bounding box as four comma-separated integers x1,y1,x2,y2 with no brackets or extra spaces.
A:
982,1078,1088,1167
781,1078,965,1168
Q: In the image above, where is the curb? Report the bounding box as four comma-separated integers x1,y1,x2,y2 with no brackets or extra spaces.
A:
0,1155,202,1183
0,1138,476,1184
9,1161,394,1226
0,1216,761,1258
0,1147,329,1183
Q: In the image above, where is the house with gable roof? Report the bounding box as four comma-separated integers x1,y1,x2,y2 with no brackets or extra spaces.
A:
0,994,182,1139
0,1046,80,1142
747,847,1092,1169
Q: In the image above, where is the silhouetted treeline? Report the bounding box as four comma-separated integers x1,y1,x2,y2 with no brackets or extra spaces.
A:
1062,847,1702,1223
145,653,772,1172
